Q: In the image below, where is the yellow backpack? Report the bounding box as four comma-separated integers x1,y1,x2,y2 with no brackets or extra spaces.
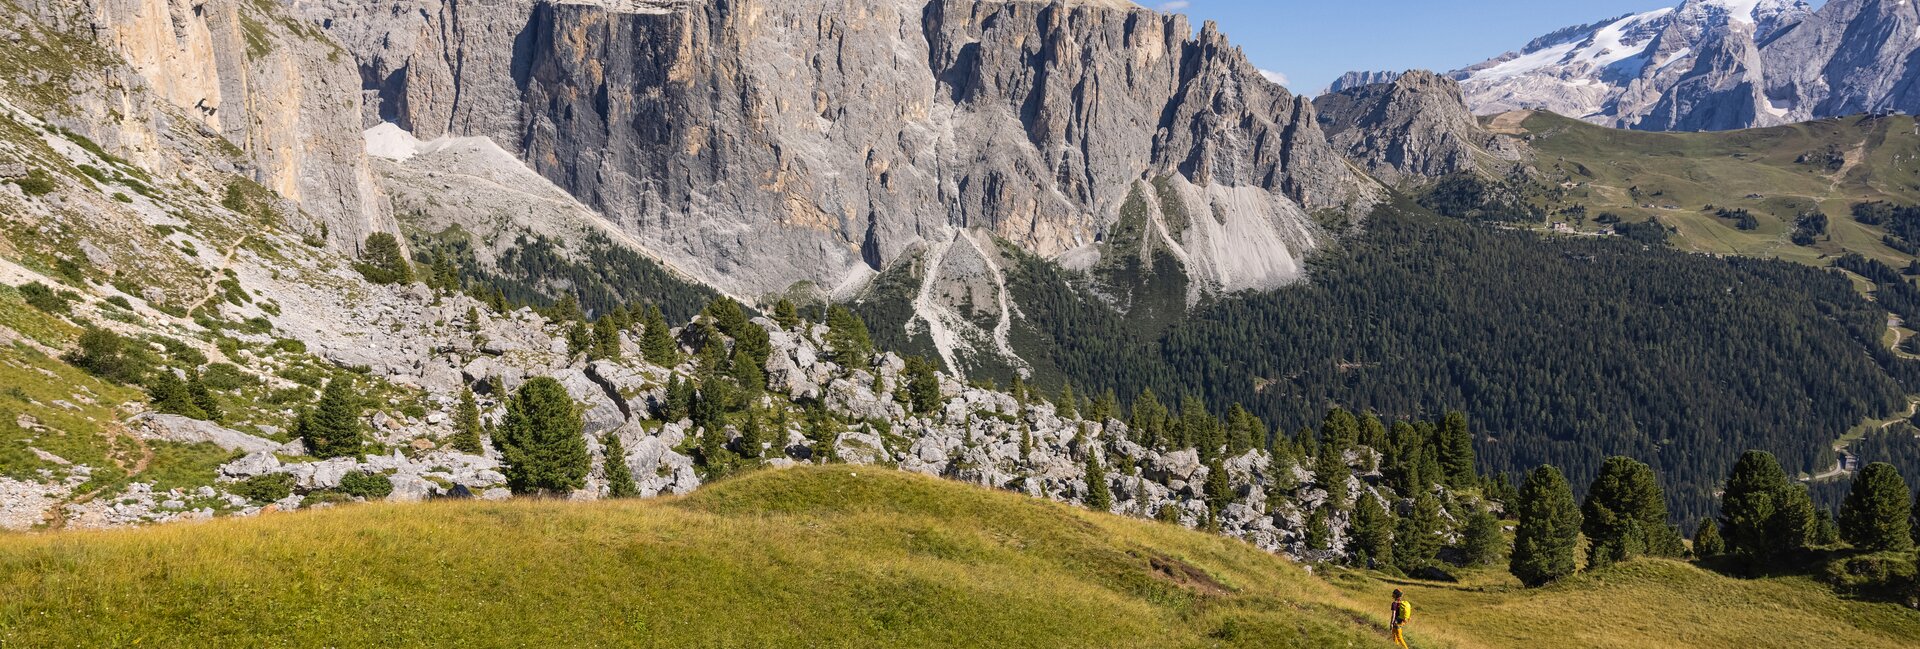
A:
1394,601,1413,624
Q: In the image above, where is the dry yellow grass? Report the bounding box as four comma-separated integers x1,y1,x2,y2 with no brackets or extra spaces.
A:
2,466,1915,648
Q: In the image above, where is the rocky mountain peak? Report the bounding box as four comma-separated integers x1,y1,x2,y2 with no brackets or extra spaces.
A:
1449,0,1920,132
1313,70,1528,186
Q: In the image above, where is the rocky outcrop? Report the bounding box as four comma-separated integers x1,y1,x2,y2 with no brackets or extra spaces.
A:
299,0,1378,296
1454,0,1920,131
1313,70,1528,186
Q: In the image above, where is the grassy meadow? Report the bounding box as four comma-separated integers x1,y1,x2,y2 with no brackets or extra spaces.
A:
1,466,1915,647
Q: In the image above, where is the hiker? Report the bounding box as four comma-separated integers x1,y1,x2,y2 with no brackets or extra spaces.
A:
1390,589,1413,648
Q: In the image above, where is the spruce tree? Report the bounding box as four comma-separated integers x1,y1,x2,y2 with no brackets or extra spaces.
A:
823,305,873,368
773,298,802,330
496,377,588,496
691,373,728,432
1084,453,1112,512
639,305,679,366
1692,519,1726,558
1771,483,1818,556
1511,465,1581,587
147,371,205,419
603,434,639,498
1840,462,1914,552
1359,413,1389,453
449,386,485,455
1393,490,1444,574
566,321,592,357
905,356,941,415
1056,384,1078,419
1315,444,1350,511
1226,404,1260,457
1582,456,1679,568
662,374,693,422
301,378,364,459
737,413,766,460
1320,408,1360,454
1439,411,1477,488
1306,507,1332,551
1203,459,1232,517
1183,395,1223,460
730,345,764,394
592,316,621,361
1090,390,1118,423
1460,507,1506,567
1350,494,1394,568
1130,389,1168,449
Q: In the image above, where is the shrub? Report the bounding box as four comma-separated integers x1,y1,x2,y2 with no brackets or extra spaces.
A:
339,471,394,500
200,363,257,391
18,282,73,315
229,473,294,504
1821,553,1919,608
11,169,55,196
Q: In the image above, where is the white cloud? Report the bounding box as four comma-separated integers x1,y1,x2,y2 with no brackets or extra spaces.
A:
1258,69,1290,87
1156,1,1191,11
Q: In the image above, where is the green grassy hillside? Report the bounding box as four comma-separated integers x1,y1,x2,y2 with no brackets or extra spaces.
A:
3,467,1916,648
1512,111,1920,268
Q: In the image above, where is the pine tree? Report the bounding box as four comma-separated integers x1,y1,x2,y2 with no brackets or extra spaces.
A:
1718,451,1818,561
147,371,205,419
737,413,767,460
1359,413,1389,452
805,407,839,463
823,305,873,368
300,378,364,459
1090,390,1118,423
1350,494,1394,568
773,298,802,330
1056,384,1078,419
1315,444,1350,511
449,386,486,455
663,374,693,422
639,305,679,366
1084,453,1112,512
464,306,482,333
904,356,941,415
1812,509,1842,547
1183,395,1223,460
1203,459,1232,517
1130,389,1168,449
566,321,592,357
1439,411,1477,488
1320,408,1360,457
691,373,728,432
1692,519,1726,558
1840,462,1914,552
730,345,764,395
1511,465,1581,587
603,433,639,498
1306,507,1332,551
699,424,731,477
592,316,621,361
1226,404,1260,457
356,232,412,285
1460,507,1506,567
1582,456,1680,568
1393,490,1444,574
496,377,588,496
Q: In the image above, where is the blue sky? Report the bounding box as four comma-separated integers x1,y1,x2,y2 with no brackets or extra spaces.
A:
1145,0,1685,93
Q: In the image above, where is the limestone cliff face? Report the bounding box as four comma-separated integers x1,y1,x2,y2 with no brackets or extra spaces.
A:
46,0,391,249
1313,70,1528,187
299,0,1377,296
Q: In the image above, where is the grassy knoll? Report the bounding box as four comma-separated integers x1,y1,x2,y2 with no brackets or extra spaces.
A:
0,467,1385,648
2,466,1916,647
